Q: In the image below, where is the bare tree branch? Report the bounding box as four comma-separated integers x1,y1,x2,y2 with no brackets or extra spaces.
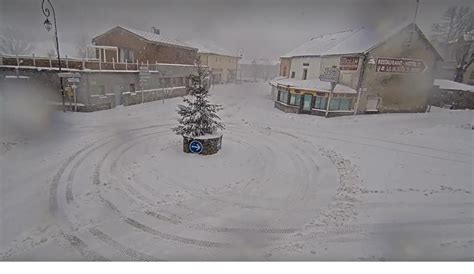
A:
0,27,35,55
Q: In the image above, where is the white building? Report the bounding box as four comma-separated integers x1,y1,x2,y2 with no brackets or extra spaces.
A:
273,22,442,116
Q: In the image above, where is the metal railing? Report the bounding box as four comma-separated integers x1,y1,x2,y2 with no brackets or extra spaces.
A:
0,54,192,71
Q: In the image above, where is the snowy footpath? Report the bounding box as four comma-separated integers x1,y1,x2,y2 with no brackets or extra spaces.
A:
0,82,472,261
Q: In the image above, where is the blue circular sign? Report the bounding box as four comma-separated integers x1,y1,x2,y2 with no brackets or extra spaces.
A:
189,140,203,154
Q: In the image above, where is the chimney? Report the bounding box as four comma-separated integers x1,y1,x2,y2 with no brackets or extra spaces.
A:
151,27,160,35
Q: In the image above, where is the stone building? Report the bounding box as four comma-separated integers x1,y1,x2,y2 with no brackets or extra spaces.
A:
184,39,240,84
272,22,443,116
92,26,198,65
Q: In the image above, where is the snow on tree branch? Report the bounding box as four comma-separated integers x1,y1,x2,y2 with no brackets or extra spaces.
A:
173,57,225,137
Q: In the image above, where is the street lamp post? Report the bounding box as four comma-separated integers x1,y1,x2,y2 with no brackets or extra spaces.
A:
42,0,65,112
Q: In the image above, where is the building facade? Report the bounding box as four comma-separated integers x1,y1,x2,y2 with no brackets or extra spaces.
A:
184,40,240,84
240,58,279,82
92,26,198,65
0,54,194,112
199,53,239,84
274,23,443,116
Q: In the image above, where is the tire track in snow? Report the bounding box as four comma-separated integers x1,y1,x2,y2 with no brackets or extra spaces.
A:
98,196,229,248
61,232,109,261
49,125,172,260
83,132,232,249
98,126,318,242
88,228,161,261
268,127,472,165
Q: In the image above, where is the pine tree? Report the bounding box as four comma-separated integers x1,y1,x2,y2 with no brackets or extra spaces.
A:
173,57,224,137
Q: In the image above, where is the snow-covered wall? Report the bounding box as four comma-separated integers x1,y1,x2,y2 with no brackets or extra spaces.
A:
289,57,321,80
0,63,194,111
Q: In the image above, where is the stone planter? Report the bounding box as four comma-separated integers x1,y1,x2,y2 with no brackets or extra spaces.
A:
182,133,223,155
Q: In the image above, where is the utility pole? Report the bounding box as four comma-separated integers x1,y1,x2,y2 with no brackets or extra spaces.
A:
409,0,420,44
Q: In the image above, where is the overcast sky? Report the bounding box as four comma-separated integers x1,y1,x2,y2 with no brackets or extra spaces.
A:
0,0,473,61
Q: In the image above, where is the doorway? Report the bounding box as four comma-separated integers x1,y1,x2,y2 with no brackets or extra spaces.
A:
301,93,313,113
366,96,381,112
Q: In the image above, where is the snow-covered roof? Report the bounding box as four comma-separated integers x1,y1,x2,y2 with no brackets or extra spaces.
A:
93,26,196,50
434,79,474,92
282,22,441,58
183,39,234,57
281,29,356,58
269,77,357,94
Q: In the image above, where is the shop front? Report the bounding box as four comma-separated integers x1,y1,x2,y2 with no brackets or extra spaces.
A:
272,78,357,117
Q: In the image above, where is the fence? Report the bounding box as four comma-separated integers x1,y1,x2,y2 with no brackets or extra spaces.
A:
122,87,188,106
0,54,193,71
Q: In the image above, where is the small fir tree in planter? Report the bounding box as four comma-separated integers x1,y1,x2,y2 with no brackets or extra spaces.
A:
173,58,224,155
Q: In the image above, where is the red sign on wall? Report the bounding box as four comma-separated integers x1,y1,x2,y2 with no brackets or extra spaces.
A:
376,57,426,73
339,56,359,70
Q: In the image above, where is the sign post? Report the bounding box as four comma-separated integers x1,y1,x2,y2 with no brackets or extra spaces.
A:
319,67,340,118
71,84,78,112
59,73,81,111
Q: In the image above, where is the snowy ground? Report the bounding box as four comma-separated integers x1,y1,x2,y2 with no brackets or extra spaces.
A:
0,82,472,261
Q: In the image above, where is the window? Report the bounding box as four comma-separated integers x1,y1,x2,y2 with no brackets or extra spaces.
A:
339,98,351,110
329,98,340,110
329,97,353,110
130,83,135,92
289,93,302,106
303,69,308,80
314,96,327,109
120,48,135,62
291,71,295,78
278,90,289,104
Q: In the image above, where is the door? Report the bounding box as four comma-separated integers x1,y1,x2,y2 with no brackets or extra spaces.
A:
114,85,123,106
303,69,308,80
301,93,313,113
366,96,381,112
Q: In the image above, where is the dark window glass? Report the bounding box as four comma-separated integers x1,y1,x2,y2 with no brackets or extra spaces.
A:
314,96,327,109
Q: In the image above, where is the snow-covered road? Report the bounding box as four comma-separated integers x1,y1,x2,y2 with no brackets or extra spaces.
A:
1,82,472,260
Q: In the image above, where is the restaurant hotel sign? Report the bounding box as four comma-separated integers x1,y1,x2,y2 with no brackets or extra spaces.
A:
339,56,359,70
376,57,426,73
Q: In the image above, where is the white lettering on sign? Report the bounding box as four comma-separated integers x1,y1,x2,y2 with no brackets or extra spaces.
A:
376,57,426,73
